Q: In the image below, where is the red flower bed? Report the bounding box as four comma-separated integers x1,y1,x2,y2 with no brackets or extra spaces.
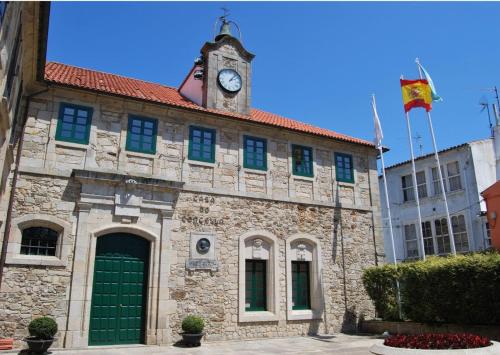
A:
384,333,491,349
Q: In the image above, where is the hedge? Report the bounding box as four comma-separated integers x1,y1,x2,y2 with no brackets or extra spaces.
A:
362,251,500,325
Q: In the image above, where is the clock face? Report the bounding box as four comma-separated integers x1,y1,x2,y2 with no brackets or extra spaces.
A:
217,69,242,93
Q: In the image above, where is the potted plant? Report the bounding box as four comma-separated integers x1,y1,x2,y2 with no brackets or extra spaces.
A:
180,315,204,347
24,316,58,354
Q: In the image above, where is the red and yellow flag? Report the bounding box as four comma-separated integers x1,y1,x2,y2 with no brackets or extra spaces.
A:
400,79,432,113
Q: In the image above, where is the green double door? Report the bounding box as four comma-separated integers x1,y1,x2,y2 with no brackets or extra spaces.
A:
89,233,150,346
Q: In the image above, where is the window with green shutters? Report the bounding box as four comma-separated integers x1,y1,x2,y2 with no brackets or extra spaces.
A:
292,144,313,177
245,259,267,311
55,103,93,144
126,116,157,154
244,135,267,170
292,261,311,310
188,126,215,163
335,153,354,183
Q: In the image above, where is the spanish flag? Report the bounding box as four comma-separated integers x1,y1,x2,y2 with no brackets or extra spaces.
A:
401,79,433,113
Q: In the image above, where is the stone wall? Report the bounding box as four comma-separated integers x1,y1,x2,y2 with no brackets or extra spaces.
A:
0,174,77,348
18,87,379,213
169,192,377,341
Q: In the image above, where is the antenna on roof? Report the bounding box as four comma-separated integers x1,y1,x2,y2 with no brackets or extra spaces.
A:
413,132,423,157
479,95,493,137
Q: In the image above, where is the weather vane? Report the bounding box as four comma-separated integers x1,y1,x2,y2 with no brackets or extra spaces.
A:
220,7,230,21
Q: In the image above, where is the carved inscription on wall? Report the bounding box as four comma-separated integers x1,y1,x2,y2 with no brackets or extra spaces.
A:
180,194,224,226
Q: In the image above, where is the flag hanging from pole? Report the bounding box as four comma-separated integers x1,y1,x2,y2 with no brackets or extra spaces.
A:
371,95,383,148
417,61,443,102
400,79,433,112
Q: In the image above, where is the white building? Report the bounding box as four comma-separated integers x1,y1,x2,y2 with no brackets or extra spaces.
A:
380,138,495,262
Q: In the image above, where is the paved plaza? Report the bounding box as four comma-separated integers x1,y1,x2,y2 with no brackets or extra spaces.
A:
11,334,380,355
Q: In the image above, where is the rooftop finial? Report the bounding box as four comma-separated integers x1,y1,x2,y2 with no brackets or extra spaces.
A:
214,8,242,42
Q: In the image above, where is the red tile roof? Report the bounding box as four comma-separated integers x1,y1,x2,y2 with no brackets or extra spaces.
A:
45,62,374,147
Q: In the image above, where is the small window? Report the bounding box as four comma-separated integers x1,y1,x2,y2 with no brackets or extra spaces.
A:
432,166,447,195
404,224,419,258
292,145,313,177
416,171,427,198
20,227,59,256
244,136,267,170
245,259,267,311
422,221,434,255
434,218,451,254
126,116,157,154
447,162,462,191
292,261,311,310
189,126,215,163
55,103,93,144
452,215,469,252
335,153,354,183
402,175,414,202
4,25,21,99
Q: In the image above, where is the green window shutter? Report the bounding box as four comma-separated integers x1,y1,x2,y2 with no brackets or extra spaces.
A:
292,144,314,177
243,135,267,170
55,102,93,144
292,261,311,310
245,259,267,311
125,116,158,154
335,153,354,183
188,126,215,163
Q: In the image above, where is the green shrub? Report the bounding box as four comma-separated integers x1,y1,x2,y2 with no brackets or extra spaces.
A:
28,317,58,339
362,252,500,325
362,263,401,321
181,315,204,334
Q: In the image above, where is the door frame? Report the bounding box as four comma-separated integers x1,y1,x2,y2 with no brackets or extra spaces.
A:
67,224,161,348
89,233,151,345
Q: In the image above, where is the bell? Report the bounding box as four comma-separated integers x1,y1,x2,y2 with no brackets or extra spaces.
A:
215,21,232,41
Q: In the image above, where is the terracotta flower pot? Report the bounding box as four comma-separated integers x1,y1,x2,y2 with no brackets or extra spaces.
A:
0,338,14,350
24,337,55,354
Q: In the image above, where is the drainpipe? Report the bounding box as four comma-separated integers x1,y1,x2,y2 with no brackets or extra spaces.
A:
0,87,49,289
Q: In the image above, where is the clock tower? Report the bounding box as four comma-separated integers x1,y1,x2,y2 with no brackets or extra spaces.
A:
197,16,255,116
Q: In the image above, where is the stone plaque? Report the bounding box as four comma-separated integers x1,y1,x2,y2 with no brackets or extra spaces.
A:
186,258,219,272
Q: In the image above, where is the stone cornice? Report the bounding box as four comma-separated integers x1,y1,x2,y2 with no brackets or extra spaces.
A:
201,37,255,61
71,169,185,190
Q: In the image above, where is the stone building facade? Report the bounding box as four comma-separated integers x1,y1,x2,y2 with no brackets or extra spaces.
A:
0,12,383,349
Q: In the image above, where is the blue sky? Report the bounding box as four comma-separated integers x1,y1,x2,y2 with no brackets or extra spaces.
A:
47,2,500,167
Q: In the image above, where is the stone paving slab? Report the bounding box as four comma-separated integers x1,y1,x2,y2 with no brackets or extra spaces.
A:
11,334,379,355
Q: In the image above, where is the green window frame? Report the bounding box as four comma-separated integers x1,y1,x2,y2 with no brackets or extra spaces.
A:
292,261,311,310
188,126,215,163
243,135,267,170
292,144,314,177
245,259,267,311
335,153,354,183
126,115,158,154
55,103,93,144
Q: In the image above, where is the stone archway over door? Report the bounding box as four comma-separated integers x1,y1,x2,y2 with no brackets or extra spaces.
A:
89,233,150,345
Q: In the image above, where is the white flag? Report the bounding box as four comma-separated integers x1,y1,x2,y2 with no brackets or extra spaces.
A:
372,95,383,148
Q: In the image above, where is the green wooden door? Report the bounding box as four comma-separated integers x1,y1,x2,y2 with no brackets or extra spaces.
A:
89,234,149,345
292,261,311,310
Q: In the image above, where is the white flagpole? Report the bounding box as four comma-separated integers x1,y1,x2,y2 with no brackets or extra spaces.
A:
416,59,457,255
402,76,427,260
372,94,402,319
